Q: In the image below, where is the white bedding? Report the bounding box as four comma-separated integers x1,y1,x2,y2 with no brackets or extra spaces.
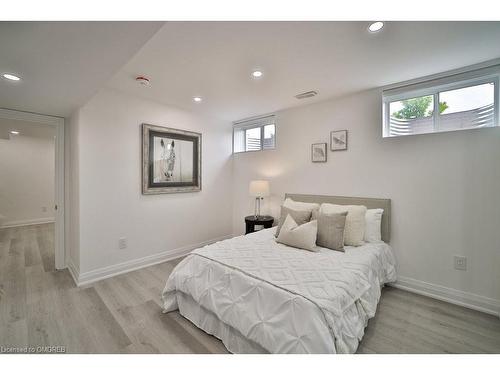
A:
162,228,397,353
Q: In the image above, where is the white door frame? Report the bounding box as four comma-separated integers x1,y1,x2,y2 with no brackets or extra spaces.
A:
0,108,66,269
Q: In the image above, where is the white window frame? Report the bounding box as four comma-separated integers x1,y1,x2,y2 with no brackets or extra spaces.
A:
232,114,276,154
383,68,500,138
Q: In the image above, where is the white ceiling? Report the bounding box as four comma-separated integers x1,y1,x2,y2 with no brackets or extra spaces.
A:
1,22,500,123
0,118,56,140
107,21,500,122
0,21,163,117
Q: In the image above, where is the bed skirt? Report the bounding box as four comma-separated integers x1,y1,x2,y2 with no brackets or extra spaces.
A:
175,292,267,354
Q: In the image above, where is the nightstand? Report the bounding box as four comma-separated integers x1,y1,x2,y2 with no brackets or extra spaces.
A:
245,215,274,234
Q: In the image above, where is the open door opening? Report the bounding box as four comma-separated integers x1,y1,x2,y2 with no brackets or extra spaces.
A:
0,108,65,270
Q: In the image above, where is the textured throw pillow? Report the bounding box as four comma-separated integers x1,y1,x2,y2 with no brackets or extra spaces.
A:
283,198,320,213
275,206,312,237
312,210,347,251
364,208,384,243
319,203,367,246
276,215,318,252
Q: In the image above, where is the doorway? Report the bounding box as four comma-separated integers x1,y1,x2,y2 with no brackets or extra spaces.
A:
0,108,65,269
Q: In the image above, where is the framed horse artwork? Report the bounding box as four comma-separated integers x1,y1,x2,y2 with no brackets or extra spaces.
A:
142,124,202,194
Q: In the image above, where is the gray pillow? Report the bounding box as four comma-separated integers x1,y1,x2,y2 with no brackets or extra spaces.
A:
312,209,347,251
275,206,312,237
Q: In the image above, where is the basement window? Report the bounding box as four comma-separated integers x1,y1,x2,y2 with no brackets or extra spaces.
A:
233,115,276,153
382,68,499,138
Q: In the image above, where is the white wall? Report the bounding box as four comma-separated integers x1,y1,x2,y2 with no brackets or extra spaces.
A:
74,89,233,274
232,88,500,305
67,109,81,271
0,134,55,226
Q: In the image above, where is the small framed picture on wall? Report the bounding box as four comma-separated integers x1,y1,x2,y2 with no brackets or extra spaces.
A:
330,130,348,151
311,143,327,163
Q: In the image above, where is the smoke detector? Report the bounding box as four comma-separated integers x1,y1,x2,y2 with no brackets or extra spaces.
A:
295,90,318,99
135,76,151,86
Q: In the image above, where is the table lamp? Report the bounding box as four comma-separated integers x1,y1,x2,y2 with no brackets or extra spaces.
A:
249,180,270,218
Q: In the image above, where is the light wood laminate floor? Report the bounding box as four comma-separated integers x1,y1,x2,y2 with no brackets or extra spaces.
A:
1,224,499,354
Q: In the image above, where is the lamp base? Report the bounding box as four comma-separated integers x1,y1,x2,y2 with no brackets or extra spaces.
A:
254,197,262,218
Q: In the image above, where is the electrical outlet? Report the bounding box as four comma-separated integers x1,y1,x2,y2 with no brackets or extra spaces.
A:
118,237,127,250
41,206,47,213
454,255,467,271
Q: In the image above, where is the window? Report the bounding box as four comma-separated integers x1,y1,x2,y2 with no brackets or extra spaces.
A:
245,127,261,151
233,115,276,153
383,68,499,138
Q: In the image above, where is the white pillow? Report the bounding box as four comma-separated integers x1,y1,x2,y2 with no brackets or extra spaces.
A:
283,198,320,213
319,203,367,246
364,208,384,243
276,215,318,252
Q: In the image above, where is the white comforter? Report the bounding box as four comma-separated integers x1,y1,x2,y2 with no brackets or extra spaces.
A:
162,228,397,353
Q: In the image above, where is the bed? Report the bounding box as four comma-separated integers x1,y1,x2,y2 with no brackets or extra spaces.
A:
162,194,397,354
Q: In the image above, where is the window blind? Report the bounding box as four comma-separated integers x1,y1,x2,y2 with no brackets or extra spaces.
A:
233,115,276,153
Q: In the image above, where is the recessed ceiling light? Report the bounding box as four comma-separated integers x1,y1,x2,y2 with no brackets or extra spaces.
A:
193,96,202,103
10,130,20,135
368,21,384,33
2,73,21,81
252,70,263,79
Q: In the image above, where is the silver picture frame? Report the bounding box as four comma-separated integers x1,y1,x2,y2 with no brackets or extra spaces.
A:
330,130,348,151
142,123,202,194
311,142,327,163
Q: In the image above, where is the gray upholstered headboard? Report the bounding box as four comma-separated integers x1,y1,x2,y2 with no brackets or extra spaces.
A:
285,193,391,243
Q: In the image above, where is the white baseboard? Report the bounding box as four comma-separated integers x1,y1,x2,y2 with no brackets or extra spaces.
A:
67,259,80,286
1,217,55,228
72,234,234,287
60,234,500,320
390,276,500,318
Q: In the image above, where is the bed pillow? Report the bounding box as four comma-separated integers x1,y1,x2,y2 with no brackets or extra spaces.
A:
275,206,312,237
312,210,347,251
283,198,320,213
364,208,384,243
276,215,318,252
319,203,367,246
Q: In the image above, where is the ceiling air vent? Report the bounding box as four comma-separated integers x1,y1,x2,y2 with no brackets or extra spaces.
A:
295,90,318,100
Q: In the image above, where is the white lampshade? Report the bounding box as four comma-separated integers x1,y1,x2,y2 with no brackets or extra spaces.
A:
249,180,270,197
